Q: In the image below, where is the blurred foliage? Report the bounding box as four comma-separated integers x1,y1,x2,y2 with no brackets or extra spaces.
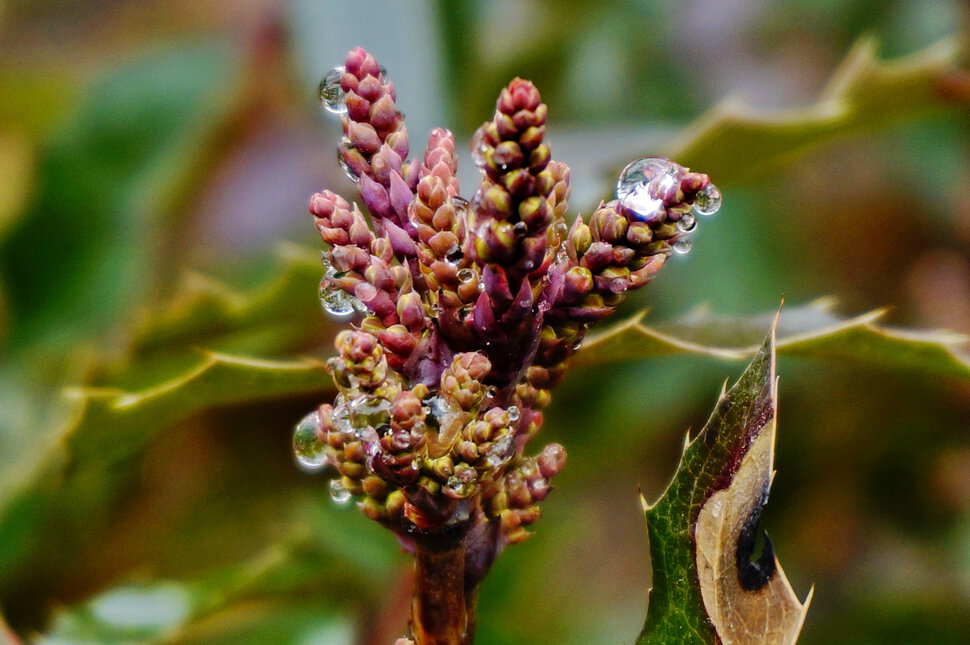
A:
1,1,969,644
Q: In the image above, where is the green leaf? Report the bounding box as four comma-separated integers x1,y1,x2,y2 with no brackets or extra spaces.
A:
0,352,329,596
0,42,238,352
575,299,970,379
0,239,334,603
638,321,811,644
35,537,358,645
664,36,967,184
128,243,326,368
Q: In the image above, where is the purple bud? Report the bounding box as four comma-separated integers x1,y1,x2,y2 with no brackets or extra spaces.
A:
370,94,398,131
482,265,514,303
348,121,381,155
383,219,417,257
357,75,383,102
345,92,370,122
360,174,393,218
472,292,497,334
388,171,413,219
396,291,426,331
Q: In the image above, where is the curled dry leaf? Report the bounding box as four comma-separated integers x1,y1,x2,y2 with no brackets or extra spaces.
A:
638,317,811,645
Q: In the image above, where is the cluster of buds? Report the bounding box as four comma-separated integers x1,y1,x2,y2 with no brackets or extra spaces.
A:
298,47,721,640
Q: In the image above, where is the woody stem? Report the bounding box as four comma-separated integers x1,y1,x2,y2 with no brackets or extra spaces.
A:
410,536,475,645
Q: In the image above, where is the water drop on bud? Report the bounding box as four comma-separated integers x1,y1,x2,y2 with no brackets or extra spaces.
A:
319,280,357,317
693,183,722,216
445,476,470,498
293,411,328,471
616,157,682,223
672,238,693,255
445,245,463,266
329,479,352,504
458,268,475,283
513,221,528,238
319,66,347,114
337,151,360,183
676,213,697,233
507,405,521,423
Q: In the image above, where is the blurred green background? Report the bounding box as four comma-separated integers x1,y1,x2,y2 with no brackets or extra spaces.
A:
1,0,969,643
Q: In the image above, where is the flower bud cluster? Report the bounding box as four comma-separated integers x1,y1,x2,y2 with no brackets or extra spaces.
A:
316,329,557,541
525,163,715,410
301,47,719,585
464,78,571,383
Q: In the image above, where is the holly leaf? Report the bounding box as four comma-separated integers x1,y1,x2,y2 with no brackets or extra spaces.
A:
0,353,329,596
638,320,811,645
664,36,968,184
0,42,240,352
33,535,359,645
576,299,970,380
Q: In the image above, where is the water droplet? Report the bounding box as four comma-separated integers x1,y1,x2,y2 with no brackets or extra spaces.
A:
319,66,347,114
349,395,392,433
616,157,676,199
507,405,521,423
319,280,356,317
486,435,514,469
445,476,470,498
471,138,488,169
556,248,568,264
693,183,722,216
293,411,328,471
452,196,469,210
571,338,583,351
528,475,549,496
616,157,683,223
425,395,461,435
457,268,475,283
619,186,664,223
550,220,568,246
676,213,697,233
333,405,354,437
337,150,360,183
444,245,463,266
513,221,528,238
672,238,693,255
329,479,352,504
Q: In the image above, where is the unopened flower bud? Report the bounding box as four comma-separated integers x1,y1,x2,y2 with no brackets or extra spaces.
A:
537,443,567,479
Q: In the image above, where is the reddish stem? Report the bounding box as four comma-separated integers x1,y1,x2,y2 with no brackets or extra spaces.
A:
409,537,474,645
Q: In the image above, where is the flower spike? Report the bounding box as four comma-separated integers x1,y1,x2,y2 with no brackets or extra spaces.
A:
301,48,721,645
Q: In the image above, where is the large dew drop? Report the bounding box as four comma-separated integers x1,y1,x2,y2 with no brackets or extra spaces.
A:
319,66,347,114
349,395,392,434
319,279,357,317
693,183,722,216
615,157,680,223
293,411,328,471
